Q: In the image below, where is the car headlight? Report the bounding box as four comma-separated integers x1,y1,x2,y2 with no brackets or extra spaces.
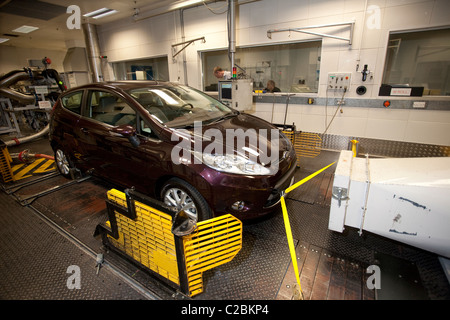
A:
194,152,273,176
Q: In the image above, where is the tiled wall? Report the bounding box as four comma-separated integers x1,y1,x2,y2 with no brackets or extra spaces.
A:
252,102,450,145
98,0,450,146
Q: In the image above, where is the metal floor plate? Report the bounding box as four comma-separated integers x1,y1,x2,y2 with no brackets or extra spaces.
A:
0,191,148,300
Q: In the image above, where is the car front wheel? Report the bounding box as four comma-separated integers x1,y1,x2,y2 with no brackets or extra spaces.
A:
54,148,75,179
161,178,212,222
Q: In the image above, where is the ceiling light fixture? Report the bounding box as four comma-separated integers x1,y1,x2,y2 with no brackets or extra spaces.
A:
84,8,118,19
169,0,203,10
12,25,39,34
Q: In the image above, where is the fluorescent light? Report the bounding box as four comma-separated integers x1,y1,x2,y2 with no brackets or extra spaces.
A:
0,38,10,44
169,0,203,10
83,8,118,19
83,8,110,17
92,9,118,19
12,25,39,34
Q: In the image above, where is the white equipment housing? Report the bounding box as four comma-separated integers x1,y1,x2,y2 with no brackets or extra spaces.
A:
218,79,253,111
329,150,450,258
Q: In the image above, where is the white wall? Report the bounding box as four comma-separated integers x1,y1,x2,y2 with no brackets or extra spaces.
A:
0,46,65,75
97,0,450,146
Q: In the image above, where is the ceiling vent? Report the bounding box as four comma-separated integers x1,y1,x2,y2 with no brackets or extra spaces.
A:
0,0,67,20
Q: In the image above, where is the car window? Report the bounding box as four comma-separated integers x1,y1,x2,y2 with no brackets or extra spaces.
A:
61,90,83,115
139,118,160,140
128,85,234,128
87,90,137,128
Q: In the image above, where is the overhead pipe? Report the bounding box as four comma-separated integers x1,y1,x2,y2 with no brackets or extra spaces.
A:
179,8,189,85
228,0,236,73
82,23,104,83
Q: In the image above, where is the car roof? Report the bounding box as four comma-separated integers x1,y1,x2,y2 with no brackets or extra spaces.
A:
63,80,175,94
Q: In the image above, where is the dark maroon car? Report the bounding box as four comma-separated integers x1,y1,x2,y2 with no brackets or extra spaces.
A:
49,81,297,221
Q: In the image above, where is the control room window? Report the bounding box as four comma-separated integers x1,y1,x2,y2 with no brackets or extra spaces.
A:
112,56,169,81
202,41,321,93
382,28,450,96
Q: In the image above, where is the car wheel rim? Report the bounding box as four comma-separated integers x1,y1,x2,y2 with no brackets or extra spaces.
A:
55,149,70,175
163,188,197,221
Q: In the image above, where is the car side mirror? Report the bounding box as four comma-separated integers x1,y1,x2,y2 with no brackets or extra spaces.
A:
112,125,140,147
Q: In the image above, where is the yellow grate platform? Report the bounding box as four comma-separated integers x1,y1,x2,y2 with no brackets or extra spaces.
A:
106,189,179,284
283,130,322,165
0,145,14,183
102,188,242,297
183,214,242,297
295,132,322,158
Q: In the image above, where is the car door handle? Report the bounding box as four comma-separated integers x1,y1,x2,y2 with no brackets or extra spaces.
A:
80,127,89,134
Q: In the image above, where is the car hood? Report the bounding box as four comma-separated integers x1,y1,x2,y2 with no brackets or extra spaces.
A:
169,113,293,168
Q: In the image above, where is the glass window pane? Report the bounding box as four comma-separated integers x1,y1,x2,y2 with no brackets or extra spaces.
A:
128,85,233,128
87,90,136,127
202,41,322,93
112,56,169,81
61,90,83,115
382,28,450,96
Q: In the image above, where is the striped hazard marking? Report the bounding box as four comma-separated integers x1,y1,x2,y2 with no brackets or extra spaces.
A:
11,158,56,181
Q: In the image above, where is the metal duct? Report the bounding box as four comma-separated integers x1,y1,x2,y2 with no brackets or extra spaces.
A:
0,69,40,104
4,124,50,147
0,69,42,87
82,23,104,83
0,68,64,146
0,88,35,105
0,70,30,87
229,0,236,72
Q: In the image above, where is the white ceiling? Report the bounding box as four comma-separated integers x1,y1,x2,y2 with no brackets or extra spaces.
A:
0,0,191,51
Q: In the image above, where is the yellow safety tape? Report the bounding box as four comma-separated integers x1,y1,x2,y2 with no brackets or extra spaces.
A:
280,161,336,299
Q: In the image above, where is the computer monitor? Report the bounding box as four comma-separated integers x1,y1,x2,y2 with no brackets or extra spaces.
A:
218,80,232,101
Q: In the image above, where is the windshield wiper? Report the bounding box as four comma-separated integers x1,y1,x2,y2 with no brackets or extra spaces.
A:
204,112,238,125
173,123,195,129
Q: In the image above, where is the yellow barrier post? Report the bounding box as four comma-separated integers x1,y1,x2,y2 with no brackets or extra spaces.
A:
350,139,359,157
280,161,336,299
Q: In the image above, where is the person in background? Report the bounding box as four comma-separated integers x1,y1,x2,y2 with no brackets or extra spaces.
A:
265,80,281,93
213,66,232,80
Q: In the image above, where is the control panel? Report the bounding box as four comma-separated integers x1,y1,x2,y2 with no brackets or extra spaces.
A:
328,73,351,91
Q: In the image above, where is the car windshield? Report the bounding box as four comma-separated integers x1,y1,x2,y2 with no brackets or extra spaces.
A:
128,85,235,128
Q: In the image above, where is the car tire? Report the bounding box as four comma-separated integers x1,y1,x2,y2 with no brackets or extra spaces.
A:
160,178,212,222
54,148,75,179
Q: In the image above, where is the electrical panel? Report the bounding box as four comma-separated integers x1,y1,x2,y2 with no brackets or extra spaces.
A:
328,73,351,91
219,79,253,111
